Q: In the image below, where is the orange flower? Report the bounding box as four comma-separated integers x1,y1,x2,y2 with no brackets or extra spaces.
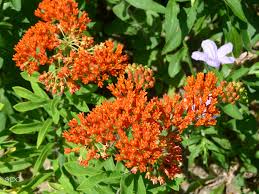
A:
13,22,59,74
71,40,128,87
63,69,243,183
35,0,90,34
13,0,129,95
180,72,224,129
108,64,155,98
63,65,182,183
38,39,127,95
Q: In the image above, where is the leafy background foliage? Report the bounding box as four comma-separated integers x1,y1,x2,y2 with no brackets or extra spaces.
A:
0,0,258,193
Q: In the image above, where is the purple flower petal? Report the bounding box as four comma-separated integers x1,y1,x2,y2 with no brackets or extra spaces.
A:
191,39,235,68
218,56,235,64
201,40,218,59
191,51,208,61
217,43,233,57
205,58,221,68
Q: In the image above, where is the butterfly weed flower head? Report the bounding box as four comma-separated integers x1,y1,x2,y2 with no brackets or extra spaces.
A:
167,72,242,132
63,64,182,184
108,63,155,98
63,66,244,184
13,0,128,95
191,39,235,68
13,22,59,74
34,0,90,34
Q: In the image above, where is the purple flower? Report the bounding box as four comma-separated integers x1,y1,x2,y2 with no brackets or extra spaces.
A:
191,39,235,68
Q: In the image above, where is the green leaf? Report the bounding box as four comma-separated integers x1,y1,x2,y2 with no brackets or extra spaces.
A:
125,0,165,13
64,161,103,176
211,136,231,150
210,184,225,194
148,185,167,193
20,71,39,82
162,0,182,54
37,119,53,148
66,92,90,112
188,144,202,165
103,157,116,171
0,112,6,131
31,82,50,99
212,152,227,169
13,86,43,102
229,67,249,80
113,1,130,21
0,89,13,115
13,101,47,112
191,0,196,6
120,174,134,194
225,25,243,57
77,172,118,191
76,173,103,191
11,0,22,11
23,172,52,190
182,135,201,147
167,48,186,78
49,182,65,191
168,177,184,191
0,22,13,30
50,98,60,124
137,175,146,194
203,127,218,135
222,104,243,120
33,143,54,175
58,172,75,192
248,62,259,76
223,0,247,22
103,171,122,184
94,185,115,194
0,177,11,187
0,159,31,173
241,29,252,51
9,122,42,134
244,163,257,174
20,72,49,98
184,6,197,34
206,139,222,153
115,161,128,172
0,57,3,69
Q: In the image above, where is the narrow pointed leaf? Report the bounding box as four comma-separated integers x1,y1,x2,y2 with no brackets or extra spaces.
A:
222,104,243,120
125,0,165,13
162,0,182,54
0,159,32,173
10,122,42,134
37,119,53,148
224,0,247,22
33,143,54,175
13,101,47,112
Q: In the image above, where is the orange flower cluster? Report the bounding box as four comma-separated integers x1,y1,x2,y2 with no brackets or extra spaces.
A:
35,0,90,34
63,69,241,184
71,40,128,87
178,72,224,130
63,65,182,183
13,0,128,94
108,64,155,97
13,22,59,74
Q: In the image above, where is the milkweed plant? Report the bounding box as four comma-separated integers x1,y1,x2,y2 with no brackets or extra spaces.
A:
0,0,258,193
